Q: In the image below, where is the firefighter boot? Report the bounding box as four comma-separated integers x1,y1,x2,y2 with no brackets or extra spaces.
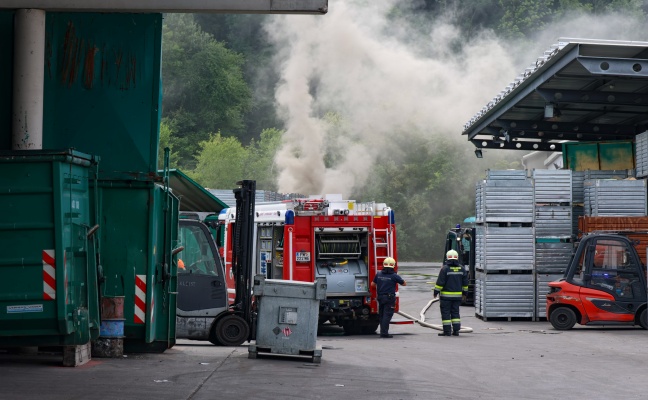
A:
438,326,452,336
452,323,461,336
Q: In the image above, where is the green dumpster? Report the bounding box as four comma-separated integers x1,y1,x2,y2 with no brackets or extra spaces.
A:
0,149,100,346
93,179,178,353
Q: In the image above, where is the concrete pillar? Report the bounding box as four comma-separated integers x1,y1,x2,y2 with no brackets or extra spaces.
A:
12,9,45,150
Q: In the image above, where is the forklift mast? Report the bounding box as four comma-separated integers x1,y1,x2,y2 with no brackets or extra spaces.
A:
232,180,256,327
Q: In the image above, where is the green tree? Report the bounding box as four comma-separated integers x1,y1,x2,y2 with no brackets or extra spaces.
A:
497,0,554,40
194,13,282,144
162,14,251,169
189,133,248,189
245,128,283,191
157,119,180,169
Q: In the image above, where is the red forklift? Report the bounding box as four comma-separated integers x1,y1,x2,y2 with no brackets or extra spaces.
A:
546,233,647,330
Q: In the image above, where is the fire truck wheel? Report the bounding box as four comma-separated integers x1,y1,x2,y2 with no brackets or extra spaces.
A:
639,309,647,329
360,322,379,335
549,307,577,330
211,315,250,346
342,321,361,335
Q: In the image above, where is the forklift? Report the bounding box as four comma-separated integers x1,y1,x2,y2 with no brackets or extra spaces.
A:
546,233,647,330
175,180,257,346
444,220,475,306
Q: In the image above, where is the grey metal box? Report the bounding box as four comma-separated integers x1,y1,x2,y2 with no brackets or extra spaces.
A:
249,275,327,363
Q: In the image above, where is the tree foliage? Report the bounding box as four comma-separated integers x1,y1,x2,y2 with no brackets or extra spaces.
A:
189,133,248,189
161,13,251,169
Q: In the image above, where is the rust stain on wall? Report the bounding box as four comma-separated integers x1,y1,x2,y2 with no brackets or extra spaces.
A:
83,44,98,89
52,20,139,91
61,21,80,88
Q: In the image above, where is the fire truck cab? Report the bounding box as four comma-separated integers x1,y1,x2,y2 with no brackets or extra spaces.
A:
546,233,648,330
219,195,398,335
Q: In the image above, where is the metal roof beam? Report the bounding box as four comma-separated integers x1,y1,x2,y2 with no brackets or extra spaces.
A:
0,0,328,13
577,56,648,77
536,88,648,106
470,139,563,152
497,119,639,136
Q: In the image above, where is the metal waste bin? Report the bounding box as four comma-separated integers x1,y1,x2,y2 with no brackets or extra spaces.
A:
249,275,327,363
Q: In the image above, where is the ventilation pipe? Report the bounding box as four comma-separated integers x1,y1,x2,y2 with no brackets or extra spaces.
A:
12,9,45,150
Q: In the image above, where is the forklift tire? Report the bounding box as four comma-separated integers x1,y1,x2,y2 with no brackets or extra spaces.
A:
549,307,577,330
639,309,647,330
211,315,249,346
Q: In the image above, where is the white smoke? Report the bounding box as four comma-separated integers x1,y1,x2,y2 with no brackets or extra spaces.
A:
265,1,648,196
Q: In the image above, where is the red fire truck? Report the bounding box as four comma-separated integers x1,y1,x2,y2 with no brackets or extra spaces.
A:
218,195,398,335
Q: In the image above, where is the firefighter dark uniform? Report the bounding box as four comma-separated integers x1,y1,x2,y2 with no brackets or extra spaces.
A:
434,250,468,336
371,257,406,338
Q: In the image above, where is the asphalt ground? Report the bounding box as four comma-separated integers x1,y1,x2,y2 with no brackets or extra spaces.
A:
1,264,647,400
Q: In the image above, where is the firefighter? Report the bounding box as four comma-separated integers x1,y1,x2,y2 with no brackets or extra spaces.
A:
371,257,406,338
434,249,469,337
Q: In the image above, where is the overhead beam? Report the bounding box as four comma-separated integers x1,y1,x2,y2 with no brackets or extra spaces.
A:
536,88,648,106
470,139,564,152
578,56,648,77
497,119,640,136
0,0,328,14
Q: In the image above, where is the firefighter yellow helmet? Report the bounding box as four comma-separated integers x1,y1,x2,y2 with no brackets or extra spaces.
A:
383,257,396,268
446,250,459,260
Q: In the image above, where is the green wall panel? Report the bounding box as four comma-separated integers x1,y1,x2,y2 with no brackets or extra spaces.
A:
43,13,163,178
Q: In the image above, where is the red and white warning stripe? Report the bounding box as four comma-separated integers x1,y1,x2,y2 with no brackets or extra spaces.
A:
42,249,56,300
134,274,146,324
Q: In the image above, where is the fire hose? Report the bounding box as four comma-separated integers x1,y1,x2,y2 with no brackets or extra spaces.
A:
397,297,473,333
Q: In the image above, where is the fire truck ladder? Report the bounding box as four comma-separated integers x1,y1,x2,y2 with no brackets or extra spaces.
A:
372,226,393,267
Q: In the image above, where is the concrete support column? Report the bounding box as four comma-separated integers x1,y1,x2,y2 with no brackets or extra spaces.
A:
12,9,45,150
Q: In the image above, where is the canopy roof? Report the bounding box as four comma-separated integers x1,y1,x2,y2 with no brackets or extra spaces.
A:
463,38,648,152
165,169,229,213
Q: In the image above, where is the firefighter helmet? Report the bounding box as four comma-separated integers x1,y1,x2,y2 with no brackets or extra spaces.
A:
446,250,459,260
383,257,396,268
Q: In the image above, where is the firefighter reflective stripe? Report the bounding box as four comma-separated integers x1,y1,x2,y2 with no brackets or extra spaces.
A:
442,319,451,325
452,318,460,323
440,291,462,298
462,286,469,291
134,274,146,324
42,249,56,300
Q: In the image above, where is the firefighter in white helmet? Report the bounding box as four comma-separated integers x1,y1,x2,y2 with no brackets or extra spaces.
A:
434,249,469,336
371,257,406,338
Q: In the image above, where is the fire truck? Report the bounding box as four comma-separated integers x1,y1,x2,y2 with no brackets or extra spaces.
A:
218,195,398,335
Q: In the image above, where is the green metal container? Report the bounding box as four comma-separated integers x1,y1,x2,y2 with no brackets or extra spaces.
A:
93,179,178,353
41,12,163,179
0,149,100,346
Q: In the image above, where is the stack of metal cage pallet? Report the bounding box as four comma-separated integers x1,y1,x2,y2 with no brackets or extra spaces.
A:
584,178,646,217
532,169,573,319
572,170,632,232
474,170,535,320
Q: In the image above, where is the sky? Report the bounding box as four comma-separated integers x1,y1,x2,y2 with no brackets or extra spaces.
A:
265,0,648,196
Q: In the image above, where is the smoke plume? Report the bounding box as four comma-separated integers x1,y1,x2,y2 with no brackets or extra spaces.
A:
265,1,648,196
